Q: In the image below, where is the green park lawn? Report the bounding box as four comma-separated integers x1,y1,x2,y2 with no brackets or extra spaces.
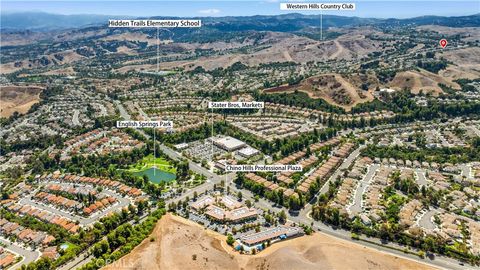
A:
128,155,177,174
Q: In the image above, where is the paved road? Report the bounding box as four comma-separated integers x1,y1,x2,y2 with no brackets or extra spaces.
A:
109,102,474,270
222,174,472,270
165,141,475,270
114,100,131,121
418,208,439,230
414,169,429,186
72,110,80,126
0,238,40,270
160,144,216,179
459,165,472,180
62,146,474,270
19,190,131,226
319,146,365,195
59,210,153,270
115,100,229,200
136,104,150,121
349,164,379,214
468,125,480,137
433,129,451,148
298,145,365,218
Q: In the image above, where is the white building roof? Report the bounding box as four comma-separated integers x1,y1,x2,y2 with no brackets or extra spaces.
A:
238,147,259,157
174,143,189,150
213,136,245,151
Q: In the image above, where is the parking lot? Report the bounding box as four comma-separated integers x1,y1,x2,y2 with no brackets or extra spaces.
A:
184,140,227,161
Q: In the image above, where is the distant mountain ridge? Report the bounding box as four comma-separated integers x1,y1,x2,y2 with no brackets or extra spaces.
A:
0,12,128,30
1,12,479,31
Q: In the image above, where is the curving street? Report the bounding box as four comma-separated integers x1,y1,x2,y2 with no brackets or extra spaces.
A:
113,98,475,270
0,238,40,270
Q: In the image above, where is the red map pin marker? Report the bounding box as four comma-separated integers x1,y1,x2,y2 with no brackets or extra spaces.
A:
439,39,448,48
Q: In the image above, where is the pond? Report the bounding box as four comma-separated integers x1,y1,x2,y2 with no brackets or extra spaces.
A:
132,167,177,184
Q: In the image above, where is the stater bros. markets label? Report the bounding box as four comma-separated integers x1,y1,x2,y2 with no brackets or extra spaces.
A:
116,121,173,129
208,102,264,109
280,3,355,10
225,164,303,172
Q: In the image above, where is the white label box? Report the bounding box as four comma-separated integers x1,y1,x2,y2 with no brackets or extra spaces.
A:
225,164,303,172
280,3,355,11
109,20,201,28
208,102,264,109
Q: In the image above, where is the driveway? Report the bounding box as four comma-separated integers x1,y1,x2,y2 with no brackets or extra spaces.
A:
19,188,131,226
0,238,40,270
418,208,439,230
349,164,379,214
414,169,429,186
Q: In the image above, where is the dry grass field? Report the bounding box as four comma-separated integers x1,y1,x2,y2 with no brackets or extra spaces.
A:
417,25,480,42
0,85,43,117
388,69,461,95
264,73,373,111
0,50,84,74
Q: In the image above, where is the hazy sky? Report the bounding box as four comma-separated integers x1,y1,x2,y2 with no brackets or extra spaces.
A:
2,1,479,18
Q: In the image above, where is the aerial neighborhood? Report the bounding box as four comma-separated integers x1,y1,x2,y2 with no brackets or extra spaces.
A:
0,2,480,270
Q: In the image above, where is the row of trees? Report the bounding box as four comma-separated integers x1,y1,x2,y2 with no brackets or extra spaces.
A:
150,120,337,160
82,208,166,270
362,142,480,164
28,141,188,199
20,204,147,270
253,90,345,114
266,90,480,131
236,172,313,210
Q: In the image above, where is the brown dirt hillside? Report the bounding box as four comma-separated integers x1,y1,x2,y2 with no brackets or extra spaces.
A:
388,69,462,95
0,85,43,117
102,213,438,270
264,73,373,111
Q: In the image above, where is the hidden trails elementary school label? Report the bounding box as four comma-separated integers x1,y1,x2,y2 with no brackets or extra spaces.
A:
109,19,201,28
280,3,355,11
225,164,303,172
116,121,173,129
208,101,264,109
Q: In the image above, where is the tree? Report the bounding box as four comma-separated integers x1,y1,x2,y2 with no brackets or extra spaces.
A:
306,146,311,157
237,191,243,201
265,214,273,224
128,204,136,215
93,240,110,258
226,234,235,246
278,210,287,224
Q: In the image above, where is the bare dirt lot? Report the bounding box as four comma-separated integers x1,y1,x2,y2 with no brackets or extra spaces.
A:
388,69,461,95
438,47,480,71
40,66,76,76
264,73,373,111
0,85,43,117
115,29,386,73
103,213,438,270
0,50,85,74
